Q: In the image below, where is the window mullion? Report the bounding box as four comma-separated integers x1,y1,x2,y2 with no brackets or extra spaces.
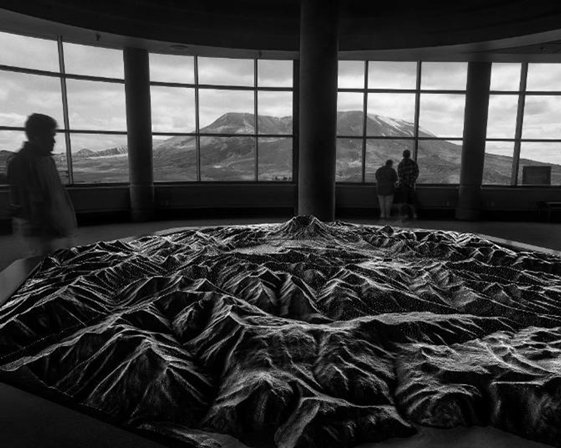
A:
194,56,201,182
413,61,422,161
255,58,259,182
511,62,528,186
57,36,74,185
362,61,368,183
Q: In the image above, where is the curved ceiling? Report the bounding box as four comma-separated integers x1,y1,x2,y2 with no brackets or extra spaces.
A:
2,1,561,58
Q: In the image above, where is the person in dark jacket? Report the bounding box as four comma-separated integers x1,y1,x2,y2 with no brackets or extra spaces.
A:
397,149,419,219
7,113,77,256
375,159,398,219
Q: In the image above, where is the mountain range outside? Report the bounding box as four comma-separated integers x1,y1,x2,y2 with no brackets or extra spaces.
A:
1,111,560,185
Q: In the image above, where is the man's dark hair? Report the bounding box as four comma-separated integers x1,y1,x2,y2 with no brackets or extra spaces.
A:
402,149,411,158
385,159,393,166
25,113,58,140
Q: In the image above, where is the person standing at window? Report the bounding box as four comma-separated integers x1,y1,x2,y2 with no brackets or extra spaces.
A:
397,149,419,219
375,159,398,219
7,113,77,257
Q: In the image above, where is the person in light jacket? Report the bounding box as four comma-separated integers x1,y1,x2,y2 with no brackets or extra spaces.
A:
375,159,398,219
7,113,77,256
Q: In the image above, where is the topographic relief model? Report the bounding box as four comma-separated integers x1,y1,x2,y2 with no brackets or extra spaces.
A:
1,216,561,448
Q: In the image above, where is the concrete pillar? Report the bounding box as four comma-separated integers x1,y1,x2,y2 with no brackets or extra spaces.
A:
298,0,339,221
123,47,154,222
456,61,492,221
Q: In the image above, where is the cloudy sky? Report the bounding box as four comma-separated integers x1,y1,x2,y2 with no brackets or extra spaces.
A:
1,31,561,164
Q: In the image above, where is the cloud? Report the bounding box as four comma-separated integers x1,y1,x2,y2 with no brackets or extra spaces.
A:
368,93,415,122
523,97,552,116
0,71,64,127
198,57,254,86
491,63,521,91
487,95,518,138
64,42,123,79
0,31,59,72
0,130,25,152
368,61,417,89
421,62,467,90
522,96,561,138
337,92,363,111
151,86,196,132
419,93,466,137
66,79,127,130
258,60,293,87
199,89,254,127
258,91,292,117
339,61,365,88
527,63,561,91
150,54,195,84
0,112,27,128
520,141,561,165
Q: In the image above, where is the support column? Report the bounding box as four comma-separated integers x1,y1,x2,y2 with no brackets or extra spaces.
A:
456,61,492,221
298,0,339,221
124,47,154,222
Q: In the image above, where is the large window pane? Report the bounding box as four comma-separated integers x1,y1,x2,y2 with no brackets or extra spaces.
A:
367,93,415,136
200,136,255,181
522,96,561,139
70,133,128,183
338,61,364,89
336,138,362,182
483,141,514,185
419,94,466,138
526,63,561,92
490,63,521,91
337,93,364,136
63,42,124,79
368,61,416,90
151,86,196,133
153,134,197,182
517,142,561,185
198,57,254,86
199,89,254,131
258,60,292,87
0,31,59,72
258,91,293,134
150,54,194,84
365,139,414,182
258,137,292,181
487,95,519,138
66,80,126,131
417,139,462,184
0,71,64,127
421,62,467,90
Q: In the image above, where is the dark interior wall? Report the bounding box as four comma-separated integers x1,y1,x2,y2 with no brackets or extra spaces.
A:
0,185,558,224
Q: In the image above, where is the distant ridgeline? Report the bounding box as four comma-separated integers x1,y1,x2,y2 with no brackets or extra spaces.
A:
1,111,560,184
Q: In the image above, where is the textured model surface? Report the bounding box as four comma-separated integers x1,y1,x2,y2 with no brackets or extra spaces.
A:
1,216,560,448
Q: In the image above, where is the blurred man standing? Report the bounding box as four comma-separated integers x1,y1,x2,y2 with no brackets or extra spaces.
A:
7,113,76,256
397,149,419,219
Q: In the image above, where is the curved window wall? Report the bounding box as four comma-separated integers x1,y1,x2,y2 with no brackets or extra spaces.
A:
2,28,561,187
